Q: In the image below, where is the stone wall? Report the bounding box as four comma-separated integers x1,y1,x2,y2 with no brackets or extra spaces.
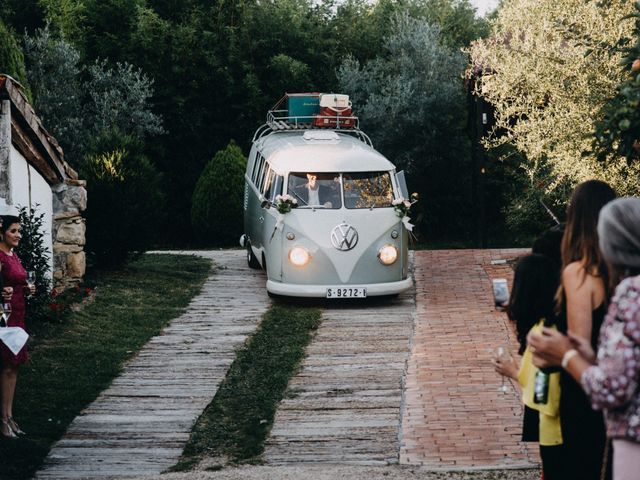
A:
52,179,87,288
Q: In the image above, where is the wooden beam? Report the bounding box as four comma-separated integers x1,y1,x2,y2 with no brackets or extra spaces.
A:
11,120,61,184
2,77,72,183
0,100,11,202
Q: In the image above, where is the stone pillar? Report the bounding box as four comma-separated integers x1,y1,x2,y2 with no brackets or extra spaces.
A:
52,179,87,289
0,99,11,204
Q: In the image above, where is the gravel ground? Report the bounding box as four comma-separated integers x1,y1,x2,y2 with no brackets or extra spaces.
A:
130,464,541,480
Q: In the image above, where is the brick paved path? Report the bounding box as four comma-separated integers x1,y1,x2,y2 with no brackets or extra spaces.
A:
400,249,538,468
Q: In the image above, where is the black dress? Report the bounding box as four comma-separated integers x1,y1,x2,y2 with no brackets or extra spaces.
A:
557,303,610,480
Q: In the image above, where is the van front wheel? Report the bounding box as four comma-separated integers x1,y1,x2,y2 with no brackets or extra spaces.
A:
247,243,261,269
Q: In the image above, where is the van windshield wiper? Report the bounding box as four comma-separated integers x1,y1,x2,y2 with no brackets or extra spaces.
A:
290,190,308,206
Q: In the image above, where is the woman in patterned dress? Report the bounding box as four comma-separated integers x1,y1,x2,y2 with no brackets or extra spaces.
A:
0,215,35,438
529,197,640,480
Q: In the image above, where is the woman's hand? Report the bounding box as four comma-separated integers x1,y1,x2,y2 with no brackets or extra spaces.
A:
568,331,596,364
492,355,519,380
527,327,572,367
1,287,13,301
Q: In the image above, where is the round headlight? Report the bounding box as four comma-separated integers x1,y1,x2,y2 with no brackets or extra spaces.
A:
289,246,310,266
378,245,398,265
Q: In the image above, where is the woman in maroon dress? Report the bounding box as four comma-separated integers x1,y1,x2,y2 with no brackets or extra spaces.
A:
0,215,35,438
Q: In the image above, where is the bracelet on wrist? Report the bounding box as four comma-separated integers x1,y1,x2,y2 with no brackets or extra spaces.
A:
562,349,579,369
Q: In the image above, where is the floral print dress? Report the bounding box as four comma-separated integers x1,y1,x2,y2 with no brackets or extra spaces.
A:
582,275,640,442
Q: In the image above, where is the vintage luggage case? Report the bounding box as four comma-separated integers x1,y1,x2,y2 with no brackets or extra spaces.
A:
286,93,320,122
313,93,354,128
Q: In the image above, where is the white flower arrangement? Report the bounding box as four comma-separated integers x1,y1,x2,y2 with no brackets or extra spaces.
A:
275,194,298,214
392,192,419,231
392,192,418,218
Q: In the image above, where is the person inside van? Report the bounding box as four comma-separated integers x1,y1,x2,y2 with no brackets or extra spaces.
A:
292,173,340,208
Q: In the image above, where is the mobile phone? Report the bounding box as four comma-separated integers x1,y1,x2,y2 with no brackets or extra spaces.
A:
492,278,509,309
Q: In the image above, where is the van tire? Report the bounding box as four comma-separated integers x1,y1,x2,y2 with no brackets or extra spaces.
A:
247,243,261,269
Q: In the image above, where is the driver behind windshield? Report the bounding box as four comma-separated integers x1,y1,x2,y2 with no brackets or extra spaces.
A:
291,173,340,208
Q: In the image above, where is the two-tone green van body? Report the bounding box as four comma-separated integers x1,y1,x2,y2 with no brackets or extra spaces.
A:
240,106,413,298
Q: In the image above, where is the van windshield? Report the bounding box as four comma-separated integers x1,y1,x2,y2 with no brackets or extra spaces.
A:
288,172,342,209
343,172,393,209
287,171,393,209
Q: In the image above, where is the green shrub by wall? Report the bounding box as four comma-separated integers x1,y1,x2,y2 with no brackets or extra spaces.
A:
191,142,246,246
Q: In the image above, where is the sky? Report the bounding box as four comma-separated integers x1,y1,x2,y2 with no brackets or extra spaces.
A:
470,0,499,17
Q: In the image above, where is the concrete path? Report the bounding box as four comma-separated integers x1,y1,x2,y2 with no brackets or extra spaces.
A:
37,251,268,479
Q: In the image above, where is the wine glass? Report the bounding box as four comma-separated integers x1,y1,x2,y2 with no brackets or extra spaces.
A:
2,302,11,324
496,346,512,394
26,271,36,297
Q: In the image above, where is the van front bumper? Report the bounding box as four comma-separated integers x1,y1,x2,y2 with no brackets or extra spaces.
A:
266,277,413,298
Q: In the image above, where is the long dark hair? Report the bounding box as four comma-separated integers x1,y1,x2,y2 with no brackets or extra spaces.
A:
508,254,560,354
556,180,616,309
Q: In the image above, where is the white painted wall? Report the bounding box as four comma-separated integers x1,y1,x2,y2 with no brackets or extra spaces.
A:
9,145,54,275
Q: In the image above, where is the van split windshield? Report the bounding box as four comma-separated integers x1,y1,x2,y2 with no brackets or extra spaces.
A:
287,171,393,209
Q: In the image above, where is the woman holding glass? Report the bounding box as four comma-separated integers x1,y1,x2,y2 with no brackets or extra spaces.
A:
536,180,615,479
529,197,640,480
0,215,35,438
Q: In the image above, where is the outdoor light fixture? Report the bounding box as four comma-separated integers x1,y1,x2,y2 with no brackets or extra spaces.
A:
289,246,310,266
378,245,398,265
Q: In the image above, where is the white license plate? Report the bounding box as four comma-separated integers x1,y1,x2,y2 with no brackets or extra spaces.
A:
326,287,367,298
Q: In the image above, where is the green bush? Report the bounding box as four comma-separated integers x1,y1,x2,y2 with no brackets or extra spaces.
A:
0,18,30,92
191,142,246,246
16,205,54,322
83,130,165,267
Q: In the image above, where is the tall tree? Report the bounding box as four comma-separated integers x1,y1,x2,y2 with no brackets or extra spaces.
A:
469,0,639,231
0,0,45,35
0,19,30,91
339,13,471,237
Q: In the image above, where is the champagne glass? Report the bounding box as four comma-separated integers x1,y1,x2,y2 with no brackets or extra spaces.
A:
26,271,36,297
496,346,512,394
2,302,11,324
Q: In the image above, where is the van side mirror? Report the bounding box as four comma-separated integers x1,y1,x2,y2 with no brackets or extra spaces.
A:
395,171,409,198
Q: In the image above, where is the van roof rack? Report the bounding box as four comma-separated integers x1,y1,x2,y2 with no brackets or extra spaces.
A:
252,93,373,147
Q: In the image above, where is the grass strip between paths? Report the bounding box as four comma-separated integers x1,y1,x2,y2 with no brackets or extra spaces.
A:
173,304,322,471
0,253,211,480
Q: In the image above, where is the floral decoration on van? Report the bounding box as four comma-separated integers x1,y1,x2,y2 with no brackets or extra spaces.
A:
271,194,299,242
275,194,298,214
392,192,418,231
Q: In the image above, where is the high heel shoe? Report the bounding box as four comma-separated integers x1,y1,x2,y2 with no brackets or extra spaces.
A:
1,420,16,439
7,417,24,435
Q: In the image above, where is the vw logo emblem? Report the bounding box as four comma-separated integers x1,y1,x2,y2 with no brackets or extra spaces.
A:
331,223,359,251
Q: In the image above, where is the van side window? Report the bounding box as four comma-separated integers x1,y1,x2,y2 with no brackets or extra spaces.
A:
343,172,393,209
263,168,275,196
251,152,262,184
257,162,268,193
268,174,283,201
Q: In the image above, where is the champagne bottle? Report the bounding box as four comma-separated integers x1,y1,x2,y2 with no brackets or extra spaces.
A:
533,368,549,404
533,315,556,404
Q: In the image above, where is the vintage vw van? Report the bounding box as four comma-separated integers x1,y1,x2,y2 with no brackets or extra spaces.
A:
240,94,413,298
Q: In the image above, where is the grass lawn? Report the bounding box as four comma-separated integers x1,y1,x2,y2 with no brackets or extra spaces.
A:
173,304,322,471
0,253,211,480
